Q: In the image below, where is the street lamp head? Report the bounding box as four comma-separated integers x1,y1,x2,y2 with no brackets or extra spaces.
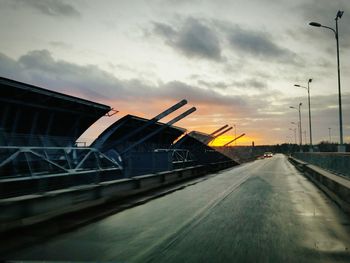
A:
308,78,312,83
309,22,321,27
289,106,295,109
299,102,302,106
294,84,300,87
336,10,344,19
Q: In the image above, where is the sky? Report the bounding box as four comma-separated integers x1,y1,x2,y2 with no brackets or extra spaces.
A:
0,0,350,146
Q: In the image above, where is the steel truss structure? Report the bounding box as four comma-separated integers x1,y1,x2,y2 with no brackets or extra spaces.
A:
154,149,195,165
0,146,122,179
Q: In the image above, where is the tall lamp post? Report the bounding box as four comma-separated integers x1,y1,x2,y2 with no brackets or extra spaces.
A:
290,103,303,149
289,128,297,144
294,79,313,150
291,122,299,144
309,10,344,151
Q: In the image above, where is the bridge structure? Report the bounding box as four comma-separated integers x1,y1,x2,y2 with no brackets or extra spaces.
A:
0,77,238,197
1,77,350,262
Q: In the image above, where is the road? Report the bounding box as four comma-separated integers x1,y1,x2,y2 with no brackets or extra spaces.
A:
4,154,350,262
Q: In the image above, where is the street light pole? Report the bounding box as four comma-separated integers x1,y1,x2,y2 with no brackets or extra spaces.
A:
335,13,343,147
290,103,303,149
328,127,332,142
307,79,312,147
309,10,344,151
291,122,299,145
294,78,313,150
289,128,297,144
299,103,302,147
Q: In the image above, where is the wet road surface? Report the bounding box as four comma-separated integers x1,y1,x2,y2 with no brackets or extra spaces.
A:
4,154,350,262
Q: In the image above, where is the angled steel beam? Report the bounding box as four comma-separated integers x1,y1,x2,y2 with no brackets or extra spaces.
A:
121,107,196,155
74,150,94,170
29,150,69,172
207,126,233,145
212,126,233,138
223,133,245,146
0,150,21,167
210,125,228,136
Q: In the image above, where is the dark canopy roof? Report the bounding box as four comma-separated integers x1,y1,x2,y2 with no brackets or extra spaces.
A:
92,114,186,153
0,77,111,146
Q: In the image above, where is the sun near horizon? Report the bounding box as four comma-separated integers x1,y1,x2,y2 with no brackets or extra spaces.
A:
208,134,257,147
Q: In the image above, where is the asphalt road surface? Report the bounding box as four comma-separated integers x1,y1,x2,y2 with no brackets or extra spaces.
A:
4,154,350,262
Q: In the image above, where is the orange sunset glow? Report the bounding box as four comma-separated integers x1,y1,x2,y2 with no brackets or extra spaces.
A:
208,135,256,147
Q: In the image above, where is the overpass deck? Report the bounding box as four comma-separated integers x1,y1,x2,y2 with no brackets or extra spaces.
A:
2,154,350,262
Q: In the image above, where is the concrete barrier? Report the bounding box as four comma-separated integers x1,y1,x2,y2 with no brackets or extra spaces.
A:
0,161,235,233
288,156,350,213
0,169,122,198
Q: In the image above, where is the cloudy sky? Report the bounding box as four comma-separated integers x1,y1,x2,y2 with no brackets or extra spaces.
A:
1,0,350,145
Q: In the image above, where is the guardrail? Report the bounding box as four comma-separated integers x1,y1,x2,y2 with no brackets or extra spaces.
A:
292,152,350,178
0,160,236,233
154,149,195,164
0,146,123,198
0,146,122,178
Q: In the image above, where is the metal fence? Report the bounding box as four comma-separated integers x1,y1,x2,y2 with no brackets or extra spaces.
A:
154,149,195,165
0,146,124,198
0,146,122,179
292,152,350,178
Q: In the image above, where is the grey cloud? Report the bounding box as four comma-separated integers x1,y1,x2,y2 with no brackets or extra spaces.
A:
12,0,80,18
232,79,267,89
49,41,73,49
270,93,350,143
3,49,314,128
153,18,222,61
198,79,266,90
300,0,349,26
153,22,177,40
269,93,350,117
176,19,222,61
198,80,228,90
161,81,245,107
4,50,335,141
0,53,21,78
2,50,125,101
227,26,298,63
152,17,301,65
0,50,247,109
296,0,350,48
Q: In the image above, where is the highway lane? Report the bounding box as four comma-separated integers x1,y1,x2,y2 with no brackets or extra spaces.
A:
5,154,350,262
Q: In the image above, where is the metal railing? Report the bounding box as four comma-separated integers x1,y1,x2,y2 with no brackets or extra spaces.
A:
154,149,195,165
0,146,122,179
293,152,350,178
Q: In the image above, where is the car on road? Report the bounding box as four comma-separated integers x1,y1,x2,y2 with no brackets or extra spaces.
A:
263,152,273,158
